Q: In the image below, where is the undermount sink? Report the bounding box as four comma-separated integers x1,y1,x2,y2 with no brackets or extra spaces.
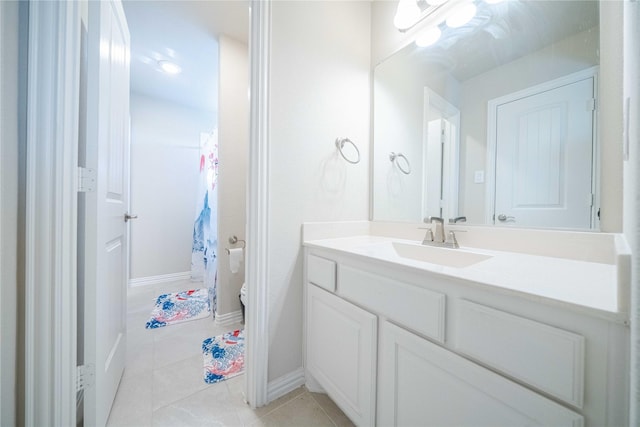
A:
392,242,493,268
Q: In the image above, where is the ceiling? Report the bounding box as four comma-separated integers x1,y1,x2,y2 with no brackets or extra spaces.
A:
123,0,250,113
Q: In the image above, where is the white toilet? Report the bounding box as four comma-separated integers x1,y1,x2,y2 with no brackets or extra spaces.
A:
240,282,247,322
240,282,247,306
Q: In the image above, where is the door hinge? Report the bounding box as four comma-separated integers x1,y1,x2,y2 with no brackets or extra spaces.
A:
587,98,596,111
588,193,594,207
441,129,445,144
78,167,96,192
76,364,95,392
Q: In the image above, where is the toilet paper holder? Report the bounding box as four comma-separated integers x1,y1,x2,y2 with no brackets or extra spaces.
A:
226,235,246,254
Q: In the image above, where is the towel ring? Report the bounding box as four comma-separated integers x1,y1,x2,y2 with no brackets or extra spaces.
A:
389,152,411,175
335,137,360,164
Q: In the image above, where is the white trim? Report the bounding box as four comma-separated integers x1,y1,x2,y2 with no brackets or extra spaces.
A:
25,2,80,426
267,368,306,403
485,66,600,227
128,271,192,287
245,0,271,409
214,309,244,326
0,3,4,424
422,88,461,220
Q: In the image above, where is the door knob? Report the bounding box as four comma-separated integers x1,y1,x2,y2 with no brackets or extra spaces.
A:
497,214,515,222
124,213,138,222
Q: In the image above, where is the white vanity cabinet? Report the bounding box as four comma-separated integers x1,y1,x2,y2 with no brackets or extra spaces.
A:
303,247,628,427
305,262,377,427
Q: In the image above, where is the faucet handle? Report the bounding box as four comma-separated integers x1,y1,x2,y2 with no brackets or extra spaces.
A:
424,216,444,223
447,231,460,249
449,216,467,224
421,229,434,244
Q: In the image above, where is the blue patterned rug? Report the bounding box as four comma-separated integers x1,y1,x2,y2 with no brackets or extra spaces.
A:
202,329,245,384
145,288,210,329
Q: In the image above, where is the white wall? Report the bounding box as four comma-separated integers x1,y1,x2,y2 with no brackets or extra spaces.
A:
622,1,640,423
216,35,249,316
599,1,624,232
0,3,19,424
373,46,461,222
268,1,371,382
129,93,215,280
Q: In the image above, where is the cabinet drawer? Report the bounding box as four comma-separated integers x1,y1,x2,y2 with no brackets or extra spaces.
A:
307,254,336,292
453,299,585,408
339,265,445,343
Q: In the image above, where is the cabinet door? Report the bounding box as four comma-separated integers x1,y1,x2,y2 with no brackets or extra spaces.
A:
378,321,583,427
306,284,377,427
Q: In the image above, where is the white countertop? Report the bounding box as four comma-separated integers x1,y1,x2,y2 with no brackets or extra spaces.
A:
303,235,626,321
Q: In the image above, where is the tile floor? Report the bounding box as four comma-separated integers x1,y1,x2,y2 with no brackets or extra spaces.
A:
106,279,354,427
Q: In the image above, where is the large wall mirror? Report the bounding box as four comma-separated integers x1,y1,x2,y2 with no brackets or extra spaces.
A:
372,0,602,230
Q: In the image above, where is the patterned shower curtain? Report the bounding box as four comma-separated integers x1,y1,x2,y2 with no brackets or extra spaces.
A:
191,130,219,315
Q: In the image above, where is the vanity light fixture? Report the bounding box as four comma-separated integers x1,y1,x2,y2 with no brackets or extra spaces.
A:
484,0,505,3
445,2,477,28
415,26,442,47
157,59,182,75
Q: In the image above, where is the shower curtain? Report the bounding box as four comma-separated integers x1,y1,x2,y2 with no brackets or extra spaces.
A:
191,130,219,316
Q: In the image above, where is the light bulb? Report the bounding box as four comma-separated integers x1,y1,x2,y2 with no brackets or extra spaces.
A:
158,60,182,75
394,0,422,30
446,2,476,28
415,26,442,47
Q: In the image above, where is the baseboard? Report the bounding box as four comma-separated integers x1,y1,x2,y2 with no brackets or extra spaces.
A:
267,367,305,403
128,271,192,287
214,309,244,326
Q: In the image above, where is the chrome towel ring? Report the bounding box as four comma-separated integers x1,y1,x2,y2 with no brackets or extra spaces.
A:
335,137,360,164
389,152,411,175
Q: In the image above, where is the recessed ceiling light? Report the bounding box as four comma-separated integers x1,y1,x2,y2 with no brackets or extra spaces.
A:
446,2,477,28
157,60,182,75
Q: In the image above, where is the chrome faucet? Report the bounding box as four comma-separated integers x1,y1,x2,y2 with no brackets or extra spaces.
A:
421,216,460,249
425,216,445,243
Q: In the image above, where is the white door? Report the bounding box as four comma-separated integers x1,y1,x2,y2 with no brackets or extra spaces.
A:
494,77,594,229
425,118,444,218
83,1,130,426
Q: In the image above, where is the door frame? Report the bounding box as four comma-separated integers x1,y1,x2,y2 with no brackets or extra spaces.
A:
24,1,81,425
245,0,270,409
25,0,271,422
484,66,599,228
422,87,460,220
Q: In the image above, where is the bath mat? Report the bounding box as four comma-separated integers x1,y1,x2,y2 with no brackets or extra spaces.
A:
202,329,245,384
145,288,210,329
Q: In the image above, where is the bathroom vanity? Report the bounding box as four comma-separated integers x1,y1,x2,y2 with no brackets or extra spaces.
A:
302,222,630,427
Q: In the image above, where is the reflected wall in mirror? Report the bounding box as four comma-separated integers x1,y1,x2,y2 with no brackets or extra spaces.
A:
373,0,600,229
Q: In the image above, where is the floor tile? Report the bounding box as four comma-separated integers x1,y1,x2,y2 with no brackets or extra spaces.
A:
249,392,335,427
106,372,153,427
310,392,355,427
152,385,241,427
152,354,210,411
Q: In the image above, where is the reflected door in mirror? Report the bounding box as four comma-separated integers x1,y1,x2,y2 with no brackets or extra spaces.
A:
493,74,595,229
